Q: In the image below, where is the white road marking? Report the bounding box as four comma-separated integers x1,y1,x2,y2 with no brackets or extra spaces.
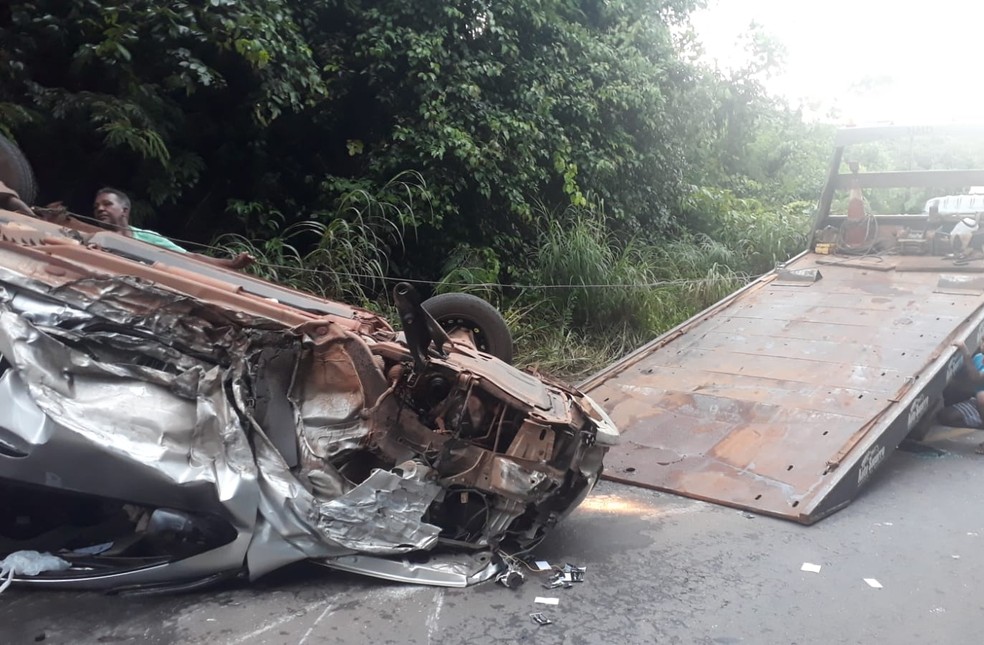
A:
298,602,335,645
426,588,445,645
226,601,323,645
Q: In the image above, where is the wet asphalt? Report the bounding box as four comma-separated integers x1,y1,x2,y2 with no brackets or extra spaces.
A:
2,426,984,645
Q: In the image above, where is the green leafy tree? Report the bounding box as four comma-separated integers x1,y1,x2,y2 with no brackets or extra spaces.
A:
1,0,327,234
2,1,725,262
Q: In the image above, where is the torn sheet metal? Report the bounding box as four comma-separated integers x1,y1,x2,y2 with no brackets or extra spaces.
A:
0,207,618,592
316,466,442,553
316,551,501,588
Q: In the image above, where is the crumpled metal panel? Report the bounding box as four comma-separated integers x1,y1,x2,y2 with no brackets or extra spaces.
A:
316,466,442,553
0,288,447,568
1,310,229,466
316,551,499,588
0,305,258,522
291,332,377,499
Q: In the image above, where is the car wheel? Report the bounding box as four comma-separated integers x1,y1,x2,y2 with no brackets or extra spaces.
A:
422,292,514,364
0,132,38,205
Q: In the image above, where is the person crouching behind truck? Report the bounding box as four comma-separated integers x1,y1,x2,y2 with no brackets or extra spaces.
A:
938,339,984,452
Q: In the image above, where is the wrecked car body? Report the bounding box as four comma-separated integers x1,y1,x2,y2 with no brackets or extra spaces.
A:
0,205,618,592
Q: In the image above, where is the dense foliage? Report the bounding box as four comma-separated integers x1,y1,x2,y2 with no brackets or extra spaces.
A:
0,0,833,375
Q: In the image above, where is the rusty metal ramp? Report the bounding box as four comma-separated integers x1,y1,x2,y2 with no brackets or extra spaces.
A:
581,253,984,524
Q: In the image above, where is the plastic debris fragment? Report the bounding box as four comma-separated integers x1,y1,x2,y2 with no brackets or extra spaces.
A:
530,612,552,626
0,551,71,594
561,563,586,583
543,572,570,589
543,562,586,589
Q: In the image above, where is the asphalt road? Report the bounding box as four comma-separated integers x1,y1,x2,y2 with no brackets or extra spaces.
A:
3,426,984,645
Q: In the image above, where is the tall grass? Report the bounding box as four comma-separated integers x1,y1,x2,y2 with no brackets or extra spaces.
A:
434,244,502,304
215,175,416,305
532,213,663,333
508,198,805,379
682,187,812,273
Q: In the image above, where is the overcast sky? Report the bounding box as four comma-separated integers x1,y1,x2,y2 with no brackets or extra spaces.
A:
691,0,984,124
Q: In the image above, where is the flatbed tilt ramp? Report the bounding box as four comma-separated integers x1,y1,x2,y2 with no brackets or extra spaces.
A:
582,126,984,523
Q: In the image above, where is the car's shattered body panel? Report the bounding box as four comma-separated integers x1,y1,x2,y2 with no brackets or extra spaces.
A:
0,207,617,591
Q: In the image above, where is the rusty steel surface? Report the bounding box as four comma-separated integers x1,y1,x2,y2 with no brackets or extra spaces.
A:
584,253,984,523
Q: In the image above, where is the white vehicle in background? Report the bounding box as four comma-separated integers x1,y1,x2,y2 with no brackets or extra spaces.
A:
925,187,984,216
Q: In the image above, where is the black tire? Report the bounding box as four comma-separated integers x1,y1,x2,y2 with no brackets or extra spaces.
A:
422,292,514,364
0,132,37,205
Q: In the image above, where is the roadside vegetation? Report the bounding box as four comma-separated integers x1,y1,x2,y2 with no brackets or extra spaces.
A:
1,0,835,378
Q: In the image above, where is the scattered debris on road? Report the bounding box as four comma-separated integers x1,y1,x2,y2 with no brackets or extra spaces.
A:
543,562,586,588
496,566,526,589
530,612,552,626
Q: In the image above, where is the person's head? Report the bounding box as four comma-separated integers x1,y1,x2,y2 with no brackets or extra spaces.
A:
93,187,131,230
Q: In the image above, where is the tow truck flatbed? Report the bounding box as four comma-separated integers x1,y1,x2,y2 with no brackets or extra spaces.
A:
582,126,984,523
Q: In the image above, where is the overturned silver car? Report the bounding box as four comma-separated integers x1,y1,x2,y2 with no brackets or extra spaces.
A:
0,201,618,592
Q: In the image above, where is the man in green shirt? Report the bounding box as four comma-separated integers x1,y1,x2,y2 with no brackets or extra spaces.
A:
93,187,252,269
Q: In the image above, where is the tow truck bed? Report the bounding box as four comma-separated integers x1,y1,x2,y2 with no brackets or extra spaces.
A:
581,126,984,523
